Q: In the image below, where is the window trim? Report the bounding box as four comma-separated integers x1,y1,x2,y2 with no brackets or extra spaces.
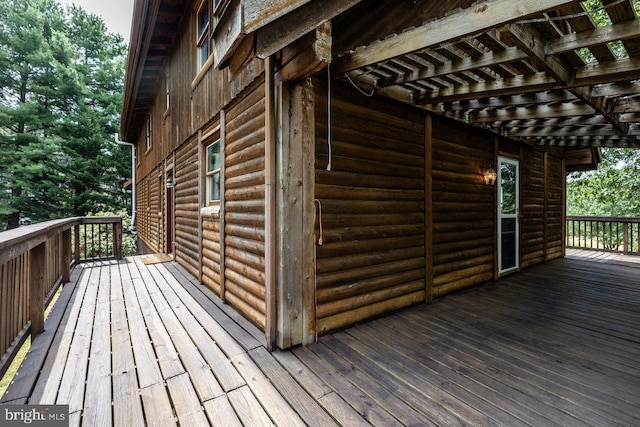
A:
145,115,152,153
196,0,212,71
205,139,222,206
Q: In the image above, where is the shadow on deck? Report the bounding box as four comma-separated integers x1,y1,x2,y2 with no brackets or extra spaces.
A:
2,252,639,426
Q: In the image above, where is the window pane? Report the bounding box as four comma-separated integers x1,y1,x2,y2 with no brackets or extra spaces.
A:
197,6,209,40
210,172,221,202
207,140,221,172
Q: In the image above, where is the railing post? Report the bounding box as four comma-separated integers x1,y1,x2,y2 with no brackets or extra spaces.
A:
623,222,629,255
74,223,81,264
113,219,123,259
29,242,46,336
62,229,71,283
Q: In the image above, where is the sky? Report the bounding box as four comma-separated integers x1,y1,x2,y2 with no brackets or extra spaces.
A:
55,0,135,41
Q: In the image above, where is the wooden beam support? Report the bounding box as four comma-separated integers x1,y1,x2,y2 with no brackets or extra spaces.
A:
378,47,528,87
255,0,360,59
469,102,595,123
442,90,577,111
417,57,640,104
592,81,640,97
508,124,622,137
546,15,640,55
500,23,574,84
331,0,582,74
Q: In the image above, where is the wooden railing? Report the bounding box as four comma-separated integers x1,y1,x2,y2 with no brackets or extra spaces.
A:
566,216,640,255
0,217,122,380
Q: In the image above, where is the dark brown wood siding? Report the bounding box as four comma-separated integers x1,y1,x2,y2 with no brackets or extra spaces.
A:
521,148,546,268
314,80,426,334
546,155,565,261
174,136,200,276
223,78,267,330
431,116,495,297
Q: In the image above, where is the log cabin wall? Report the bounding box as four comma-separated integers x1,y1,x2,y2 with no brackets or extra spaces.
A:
136,164,165,254
546,155,565,261
520,148,547,268
174,135,200,277
431,115,495,298
222,77,267,331
314,79,427,334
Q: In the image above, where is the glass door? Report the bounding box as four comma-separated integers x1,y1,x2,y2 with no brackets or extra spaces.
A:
498,157,519,275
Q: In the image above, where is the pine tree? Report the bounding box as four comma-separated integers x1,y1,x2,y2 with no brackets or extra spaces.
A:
0,0,129,230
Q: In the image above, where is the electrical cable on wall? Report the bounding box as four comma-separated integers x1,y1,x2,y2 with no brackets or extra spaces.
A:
315,199,324,246
327,63,332,171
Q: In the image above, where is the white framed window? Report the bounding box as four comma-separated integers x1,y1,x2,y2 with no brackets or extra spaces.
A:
205,139,221,205
196,1,211,70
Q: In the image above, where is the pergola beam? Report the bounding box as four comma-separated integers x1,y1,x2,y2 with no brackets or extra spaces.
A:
377,47,528,87
331,0,582,75
417,57,640,104
546,17,640,55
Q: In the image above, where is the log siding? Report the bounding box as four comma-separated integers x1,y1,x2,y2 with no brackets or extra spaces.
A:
314,79,427,334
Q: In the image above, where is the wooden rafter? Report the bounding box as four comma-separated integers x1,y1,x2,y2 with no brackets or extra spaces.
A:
331,0,583,75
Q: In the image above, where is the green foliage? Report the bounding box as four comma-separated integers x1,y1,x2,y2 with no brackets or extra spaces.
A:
87,211,137,257
0,0,130,230
567,148,640,217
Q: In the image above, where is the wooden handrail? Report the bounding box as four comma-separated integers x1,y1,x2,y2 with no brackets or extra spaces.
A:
0,217,123,381
566,216,640,255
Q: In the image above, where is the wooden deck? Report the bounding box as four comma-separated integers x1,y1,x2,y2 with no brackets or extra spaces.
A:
2,252,640,426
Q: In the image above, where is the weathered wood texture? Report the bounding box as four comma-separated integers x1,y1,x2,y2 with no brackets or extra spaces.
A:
431,116,495,297
132,15,264,205
174,136,200,277
546,155,565,261
223,78,267,331
136,164,164,255
290,253,640,426
520,148,546,268
314,79,426,334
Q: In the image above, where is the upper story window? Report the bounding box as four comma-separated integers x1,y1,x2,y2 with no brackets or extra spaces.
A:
196,1,211,70
145,116,152,152
195,0,230,72
205,139,221,205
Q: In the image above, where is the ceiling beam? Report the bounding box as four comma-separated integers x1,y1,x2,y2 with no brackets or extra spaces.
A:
377,46,527,87
591,81,640,97
484,115,610,128
331,0,582,75
500,23,573,84
468,102,596,122
417,57,640,104
442,90,577,111
508,125,621,137
545,18,640,55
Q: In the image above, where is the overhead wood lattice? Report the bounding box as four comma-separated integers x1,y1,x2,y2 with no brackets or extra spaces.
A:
332,0,640,148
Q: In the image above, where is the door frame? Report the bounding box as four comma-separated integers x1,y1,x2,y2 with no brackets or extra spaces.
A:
498,156,520,275
165,170,175,255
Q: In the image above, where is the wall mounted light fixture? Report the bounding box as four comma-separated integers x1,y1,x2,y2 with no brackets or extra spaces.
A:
482,164,497,186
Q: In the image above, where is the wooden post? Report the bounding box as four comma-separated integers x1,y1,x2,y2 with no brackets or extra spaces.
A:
425,114,434,303
623,222,629,255
29,242,46,336
265,56,277,351
113,219,123,259
74,224,81,265
62,229,71,283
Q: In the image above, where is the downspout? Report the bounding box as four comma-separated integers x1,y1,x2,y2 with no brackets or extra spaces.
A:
265,56,277,351
114,134,137,232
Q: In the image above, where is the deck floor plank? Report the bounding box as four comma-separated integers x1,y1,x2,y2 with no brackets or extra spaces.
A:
82,263,112,427
142,262,225,402
6,252,640,426
110,260,146,427
128,258,185,380
54,261,101,414
150,264,246,392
